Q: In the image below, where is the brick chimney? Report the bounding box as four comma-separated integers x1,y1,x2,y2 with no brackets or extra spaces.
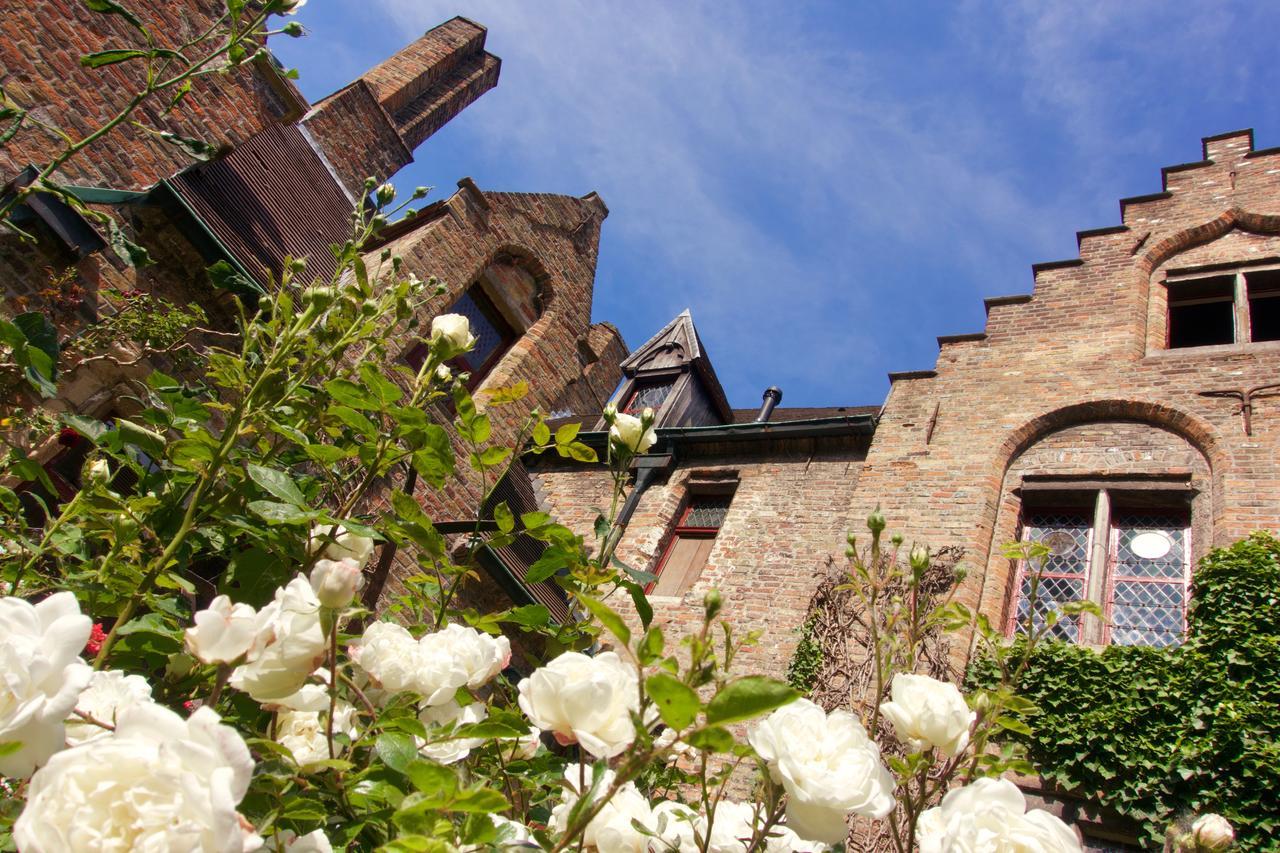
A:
301,17,501,197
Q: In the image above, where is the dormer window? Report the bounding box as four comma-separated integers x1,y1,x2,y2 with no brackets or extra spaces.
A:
621,377,675,414
1165,264,1280,348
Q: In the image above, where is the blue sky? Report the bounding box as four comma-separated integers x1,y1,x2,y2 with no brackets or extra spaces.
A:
273,2,1280,409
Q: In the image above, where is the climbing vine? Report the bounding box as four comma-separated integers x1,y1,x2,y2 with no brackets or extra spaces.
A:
969,532,1280,850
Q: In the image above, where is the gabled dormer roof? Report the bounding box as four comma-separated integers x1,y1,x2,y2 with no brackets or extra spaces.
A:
620,309,732,423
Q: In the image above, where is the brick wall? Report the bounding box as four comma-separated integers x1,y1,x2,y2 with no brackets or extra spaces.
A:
0,0,298,192
846,129,1280,660
533,436,869,681
354,185,624,611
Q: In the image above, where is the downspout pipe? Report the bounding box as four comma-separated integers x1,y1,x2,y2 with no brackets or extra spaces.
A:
601,452,674,558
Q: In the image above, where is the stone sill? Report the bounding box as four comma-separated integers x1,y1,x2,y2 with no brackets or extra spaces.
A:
1143,338,1280,361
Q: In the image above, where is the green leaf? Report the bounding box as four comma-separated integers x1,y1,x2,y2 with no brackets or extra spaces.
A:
14,312,58,370
555,422,581,445
637,626,664,665
685,726,735,753
377,732,420,774
405,759,459,795
206,260,261,295
576,594,630,647
325,379,381,410
622,579,653,630
106,218,153,268
646,673,700,729
524,546,573,584
502,604,550,628
532,420,551,446
330,404,379,437
303,443,349,464
81,0,145,31
80,48,149,68
470,446,510,471
246,463,306,506
449,787,508,814
492,501,514,533
359,363,404,406
248,500,317,525
219,546,288,606
484,381,528,405
705,677,798,726
565,441,598,462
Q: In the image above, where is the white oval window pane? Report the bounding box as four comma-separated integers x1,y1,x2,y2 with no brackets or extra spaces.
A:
1131,531,1172,560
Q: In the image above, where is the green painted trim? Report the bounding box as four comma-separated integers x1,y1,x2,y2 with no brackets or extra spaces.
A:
60,185,148,205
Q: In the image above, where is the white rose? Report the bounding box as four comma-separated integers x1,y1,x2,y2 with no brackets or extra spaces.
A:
278,829,333,852
418,699,487,764
350,621,421,695
431,313,476,352
272,670,332,712
424,623,511,690
609,412,657,454
351,621,508,706
229,576,327,703
309,557,364,608
277,701,356,767
749,698,895,844
308,523,376,566
186,595,258,665
550,763,654,853
279,0,307,15
0,591,93,778
878,673,975,757
15,704,260,852
1190,814,1234,851
916,777,1081,853
65,669,153,746
654,727,697,762
518,651,640,759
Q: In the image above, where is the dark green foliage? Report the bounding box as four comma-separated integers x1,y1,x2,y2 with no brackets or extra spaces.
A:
785,617,822,693
968,533,1280,849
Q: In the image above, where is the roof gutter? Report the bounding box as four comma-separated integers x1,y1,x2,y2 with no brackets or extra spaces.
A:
559,414,879,454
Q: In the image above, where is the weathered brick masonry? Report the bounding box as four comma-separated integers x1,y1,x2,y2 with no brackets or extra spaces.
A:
849,129,1280,656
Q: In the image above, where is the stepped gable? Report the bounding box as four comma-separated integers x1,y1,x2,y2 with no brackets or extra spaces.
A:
892,129,1280,381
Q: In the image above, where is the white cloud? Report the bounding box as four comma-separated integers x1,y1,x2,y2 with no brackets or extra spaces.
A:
365,0,1274,404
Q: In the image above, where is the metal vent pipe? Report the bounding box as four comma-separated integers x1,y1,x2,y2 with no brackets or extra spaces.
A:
756,386,783,422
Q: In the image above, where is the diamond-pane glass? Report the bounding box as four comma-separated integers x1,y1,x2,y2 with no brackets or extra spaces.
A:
682,497,731,529
1016,575,1085,641
1024,513,1091,575
1114,516,1187,579
624,380,674,414
1109,514,1189,647
452,291,509,373
1013,512,1093,642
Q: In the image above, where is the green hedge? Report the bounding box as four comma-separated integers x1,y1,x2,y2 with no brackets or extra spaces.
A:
968,533,1280,850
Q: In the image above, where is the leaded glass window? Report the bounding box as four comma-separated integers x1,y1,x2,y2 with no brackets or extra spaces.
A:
623,379,675,414
1010,495,1191,648
1013,511,1093,642
651,492,735,597
1107,514,1189,647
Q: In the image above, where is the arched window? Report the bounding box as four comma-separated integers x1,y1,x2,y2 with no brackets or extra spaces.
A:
404,258,542,390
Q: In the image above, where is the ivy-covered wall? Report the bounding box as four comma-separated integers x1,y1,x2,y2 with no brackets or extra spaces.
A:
970,533,1280,850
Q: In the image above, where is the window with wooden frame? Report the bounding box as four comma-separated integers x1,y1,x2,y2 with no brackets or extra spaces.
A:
404,286,518,391
1165,263,1280,348
650,490,734,597
621,377,676,415
1008,490,1191,647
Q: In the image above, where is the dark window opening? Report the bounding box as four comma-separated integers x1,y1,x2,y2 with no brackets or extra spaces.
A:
622,378,675,415
403,286,518,391
1246,269,1280,342
1167,276,1235,348
651,492,734,597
